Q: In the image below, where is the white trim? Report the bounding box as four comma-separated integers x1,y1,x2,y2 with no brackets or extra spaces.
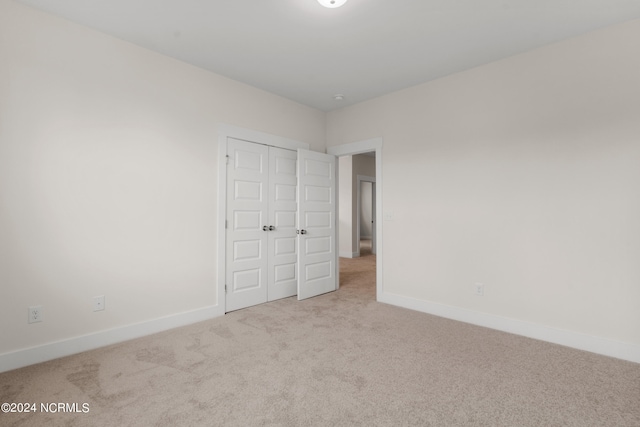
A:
328,137,383,300
334,159,341,289
216,138,227,315
217,124,309,152
0,306,223,374
328,138,382,157
379,292,640,364
339,251,358,258
217,124,310,314
356,174,375,257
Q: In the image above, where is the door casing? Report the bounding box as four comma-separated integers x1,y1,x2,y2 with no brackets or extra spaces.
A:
328,138,383,301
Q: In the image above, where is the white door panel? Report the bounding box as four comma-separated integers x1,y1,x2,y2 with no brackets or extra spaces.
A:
305,261,332,281
305,211,332,228
297,149,337,300
274,211,296,228
274,236,296,255
233,239,261,260
226,139,269,312
305,186,331,203
274,184,296,203
305,236,331,255
268,147,298,301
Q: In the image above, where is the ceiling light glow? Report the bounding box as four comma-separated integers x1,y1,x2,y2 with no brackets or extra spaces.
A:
318,0,347,8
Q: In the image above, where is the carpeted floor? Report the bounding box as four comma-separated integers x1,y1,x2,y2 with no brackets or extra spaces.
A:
1,245,639,426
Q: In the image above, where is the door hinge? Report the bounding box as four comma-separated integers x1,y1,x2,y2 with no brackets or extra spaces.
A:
225,220,228,229
225,284,227,293
226,155,230,165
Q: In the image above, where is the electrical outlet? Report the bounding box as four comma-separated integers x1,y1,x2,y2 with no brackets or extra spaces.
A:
474,283,484,296
93,295,105,312
28,306,43,323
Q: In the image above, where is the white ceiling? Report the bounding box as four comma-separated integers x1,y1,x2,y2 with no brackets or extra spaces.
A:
17,0,640,111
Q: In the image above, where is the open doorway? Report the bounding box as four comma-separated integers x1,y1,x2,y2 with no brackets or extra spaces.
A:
337,154,376,258
335,151,378,298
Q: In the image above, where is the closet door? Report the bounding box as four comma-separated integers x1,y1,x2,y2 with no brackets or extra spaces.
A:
226,138,269,312
268,147,298,301
225,141,337,311
297,149,337,300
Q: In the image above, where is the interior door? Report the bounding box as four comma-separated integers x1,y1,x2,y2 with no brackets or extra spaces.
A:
268,147,298,301
372,182,377,255
297,149,337,300
226,138,269,312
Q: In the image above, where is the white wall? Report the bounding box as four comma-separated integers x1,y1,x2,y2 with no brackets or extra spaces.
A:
338,156,354,257
0,0,325,368
327,19,640,361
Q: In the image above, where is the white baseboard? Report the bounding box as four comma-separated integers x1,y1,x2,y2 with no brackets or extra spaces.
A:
379,292,640,364
339,251,359,258
4,295,637,374
0,305,224,374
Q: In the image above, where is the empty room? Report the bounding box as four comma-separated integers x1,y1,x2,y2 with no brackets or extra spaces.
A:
1,0,639,426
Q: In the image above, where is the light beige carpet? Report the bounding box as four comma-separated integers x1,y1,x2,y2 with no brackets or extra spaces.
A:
1,249,639,426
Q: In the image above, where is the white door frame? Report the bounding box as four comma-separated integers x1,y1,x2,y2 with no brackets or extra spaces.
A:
216,124,309,313
327,137,383,300
356,175,375,257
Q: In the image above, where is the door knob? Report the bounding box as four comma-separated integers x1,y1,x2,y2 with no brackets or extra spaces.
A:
263,226,269,231
269,225,275,231
300,229,307,235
